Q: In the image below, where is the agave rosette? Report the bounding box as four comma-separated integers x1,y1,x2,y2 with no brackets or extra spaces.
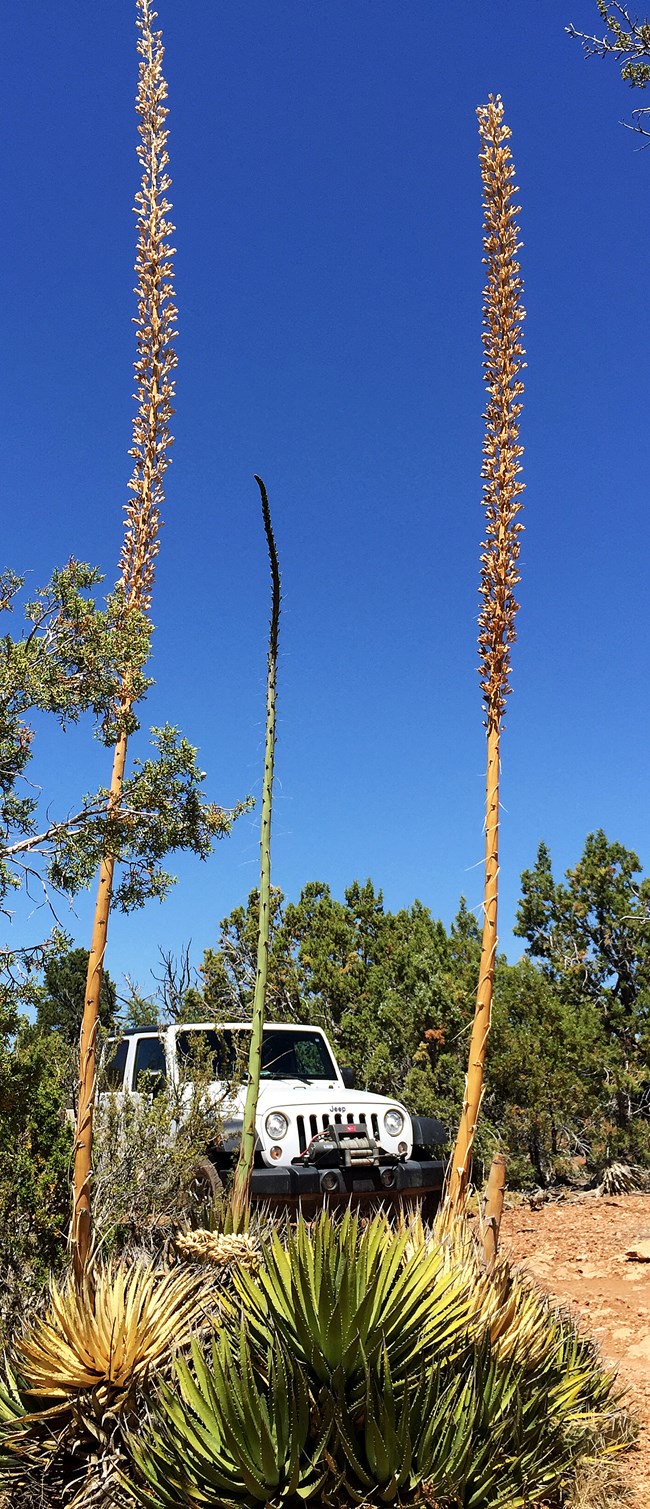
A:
128,1328,330,1508
15,1259,209,1403
123,1210,627,1509
231,1208,472,1395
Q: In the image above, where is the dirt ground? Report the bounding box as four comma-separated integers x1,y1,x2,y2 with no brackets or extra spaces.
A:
501,1193,650,1508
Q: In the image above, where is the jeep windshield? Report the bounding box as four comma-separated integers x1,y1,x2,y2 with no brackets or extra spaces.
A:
176,1027,338,1082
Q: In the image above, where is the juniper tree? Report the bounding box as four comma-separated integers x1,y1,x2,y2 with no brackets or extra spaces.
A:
568,2,650,134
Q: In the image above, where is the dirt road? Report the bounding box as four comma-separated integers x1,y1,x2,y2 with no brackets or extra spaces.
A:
501,1193,650,1508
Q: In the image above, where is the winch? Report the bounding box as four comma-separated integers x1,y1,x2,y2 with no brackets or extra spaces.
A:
298,1123,381,1168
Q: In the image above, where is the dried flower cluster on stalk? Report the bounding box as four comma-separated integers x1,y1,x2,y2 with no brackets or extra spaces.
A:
477,95,525,728
72,0,178,1279
445,96,525,1215
119,0,177,615
175,1229,260,1271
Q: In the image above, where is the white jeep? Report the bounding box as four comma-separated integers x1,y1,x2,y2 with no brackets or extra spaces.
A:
103,1020,447,1214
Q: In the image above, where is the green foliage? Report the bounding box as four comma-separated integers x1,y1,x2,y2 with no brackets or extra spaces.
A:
42,725,249,912
515,832,650,1166
0,567,249,1016
197,838,650,1186
0,563,149,905
569,1,650,87
0,1010,72,1345
568,2,650,134
124,1212,627,1509
0,563,250,1314
91,1053,231,1252
483,958,601,1188
200,880,472,1133
37,947,117,1045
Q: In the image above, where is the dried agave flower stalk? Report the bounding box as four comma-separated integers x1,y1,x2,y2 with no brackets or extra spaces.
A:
119,0,177,612
447,96,525,1212
71,0,177,1281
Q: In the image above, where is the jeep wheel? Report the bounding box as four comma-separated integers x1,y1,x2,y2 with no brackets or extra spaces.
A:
189,1157,223,1207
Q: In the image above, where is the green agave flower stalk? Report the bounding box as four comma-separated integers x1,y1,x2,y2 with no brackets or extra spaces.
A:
447,95,525,1213
230,477,281,1233
71,0,177,1281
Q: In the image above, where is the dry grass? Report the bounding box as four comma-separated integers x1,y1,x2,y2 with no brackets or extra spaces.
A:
564,1452,633,1508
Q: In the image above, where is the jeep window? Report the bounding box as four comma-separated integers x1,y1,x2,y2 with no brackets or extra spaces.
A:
176,1027,337,1082
134,1036,167,1094
177,1029,241,1081
103,1038,128,1091
260,1030,336,1080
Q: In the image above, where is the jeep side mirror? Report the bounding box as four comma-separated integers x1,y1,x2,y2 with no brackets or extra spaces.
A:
341,1066,355,1089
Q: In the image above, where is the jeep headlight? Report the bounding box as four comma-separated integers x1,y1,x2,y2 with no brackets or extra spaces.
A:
384,1108,404,1137
265,1111,289,1141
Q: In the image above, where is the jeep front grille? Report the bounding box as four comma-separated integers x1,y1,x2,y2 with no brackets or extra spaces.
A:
296,1110,381,1154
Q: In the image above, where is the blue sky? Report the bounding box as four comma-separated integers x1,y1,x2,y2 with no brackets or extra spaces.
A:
3,1,649,999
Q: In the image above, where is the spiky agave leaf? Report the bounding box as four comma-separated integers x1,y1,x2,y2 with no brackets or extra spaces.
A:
333,1211,629,1505
0,1363,71,1509
0,1363,25,1430
15,1258,208,1405
232,1208,472,1395
126,1327,329,1508
356,1331,623,1509
333,1345,409,1502
434,1326,628,1509
328,1330,615,1509
0,1363,31,1481
332,1339,515,1507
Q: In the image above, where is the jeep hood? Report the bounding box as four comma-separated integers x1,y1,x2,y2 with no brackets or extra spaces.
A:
204,1080,407,1118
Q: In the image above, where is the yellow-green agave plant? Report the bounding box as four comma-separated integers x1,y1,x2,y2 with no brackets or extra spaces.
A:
15,1257,210,1404
124,1209,631,1509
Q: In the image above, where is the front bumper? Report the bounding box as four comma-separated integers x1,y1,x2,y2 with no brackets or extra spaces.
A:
250,1157,445,1201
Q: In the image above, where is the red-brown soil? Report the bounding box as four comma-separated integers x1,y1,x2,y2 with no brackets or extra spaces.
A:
501,1193,650,1508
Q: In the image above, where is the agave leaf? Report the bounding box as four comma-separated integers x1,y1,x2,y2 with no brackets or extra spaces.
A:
332,1399,374,1492
0,1365,27,1429
172,1356,224,1455
134,1319,328,1509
